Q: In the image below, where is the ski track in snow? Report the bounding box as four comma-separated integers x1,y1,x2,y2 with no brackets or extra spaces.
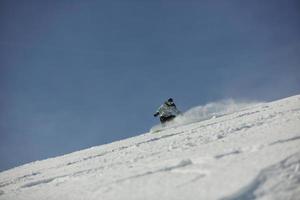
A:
0,95,300,200
222,152,300,200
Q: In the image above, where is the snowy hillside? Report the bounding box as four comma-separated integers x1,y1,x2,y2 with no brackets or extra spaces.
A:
1,95,300,200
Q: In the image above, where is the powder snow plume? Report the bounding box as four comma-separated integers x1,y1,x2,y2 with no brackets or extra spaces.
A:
151,99,261,132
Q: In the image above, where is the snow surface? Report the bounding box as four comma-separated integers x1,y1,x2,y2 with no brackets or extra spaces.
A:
1,95,300,200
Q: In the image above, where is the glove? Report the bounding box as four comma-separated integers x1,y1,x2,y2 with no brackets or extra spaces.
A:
154,112,159,117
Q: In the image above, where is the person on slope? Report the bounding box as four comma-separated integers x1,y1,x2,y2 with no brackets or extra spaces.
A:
154,98,181,123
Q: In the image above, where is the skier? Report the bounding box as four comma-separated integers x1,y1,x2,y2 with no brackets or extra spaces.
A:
154,98,181,123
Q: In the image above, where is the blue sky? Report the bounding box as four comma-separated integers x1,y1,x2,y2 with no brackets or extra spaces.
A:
1,0,299,171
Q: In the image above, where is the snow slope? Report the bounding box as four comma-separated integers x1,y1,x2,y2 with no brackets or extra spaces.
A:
0,95,300,200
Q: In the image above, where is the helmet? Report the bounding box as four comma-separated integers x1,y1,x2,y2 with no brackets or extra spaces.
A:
168,98,173,102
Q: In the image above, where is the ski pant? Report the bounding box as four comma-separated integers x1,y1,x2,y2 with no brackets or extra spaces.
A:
160,115,176,123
